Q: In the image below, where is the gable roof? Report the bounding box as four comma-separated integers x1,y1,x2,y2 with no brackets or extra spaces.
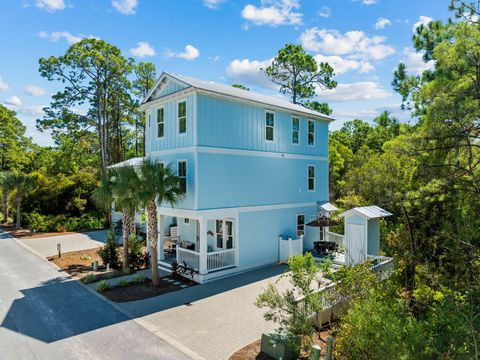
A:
338,206,393,219
142,72,334,122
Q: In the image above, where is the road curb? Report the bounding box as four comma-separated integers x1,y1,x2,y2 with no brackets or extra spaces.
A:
9,231,205,360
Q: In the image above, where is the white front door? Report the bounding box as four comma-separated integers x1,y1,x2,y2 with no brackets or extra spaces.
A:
347,224,365,265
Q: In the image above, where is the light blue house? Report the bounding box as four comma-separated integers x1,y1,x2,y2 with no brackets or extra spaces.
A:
138,72,334,283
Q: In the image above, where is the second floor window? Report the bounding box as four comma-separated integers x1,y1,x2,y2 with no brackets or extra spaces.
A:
292,117,300,144
265,111,274,141
178,160,187,192
157,107,164,138
308,165,315,191
308,120,315,146
178,101,187,134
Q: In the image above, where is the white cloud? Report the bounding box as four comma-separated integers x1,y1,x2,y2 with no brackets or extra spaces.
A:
38,31,96,44
165,45,200,61
363,0,376,4
241,0,302,27
226,58,276,89
314,54,374,75
4,96,22,106
112,0,138,15
300,28,395,60
35,0,65,12
0,76,9,92
203,0,225,9
412,15,432,32
402,47,435,75
25,84,46,97
375,17,391,29
318,82,391,102
129,42,156,57
318,6,331,18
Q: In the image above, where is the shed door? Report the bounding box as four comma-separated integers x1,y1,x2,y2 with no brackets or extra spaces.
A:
347,224,365,265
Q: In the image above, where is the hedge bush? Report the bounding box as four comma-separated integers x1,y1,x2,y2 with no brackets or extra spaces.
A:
24,211,106,232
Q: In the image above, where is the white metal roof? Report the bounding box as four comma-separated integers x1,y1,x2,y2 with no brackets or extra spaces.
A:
143,72,334,122
338,206,393,219
108,157,144,169
320,202,338,212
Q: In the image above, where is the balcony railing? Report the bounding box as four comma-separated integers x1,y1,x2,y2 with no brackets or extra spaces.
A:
176,247,200,271
176,246,236,273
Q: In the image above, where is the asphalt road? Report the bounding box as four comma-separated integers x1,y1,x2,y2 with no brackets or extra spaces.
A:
0,230,190,360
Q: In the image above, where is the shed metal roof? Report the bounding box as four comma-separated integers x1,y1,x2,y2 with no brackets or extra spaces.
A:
320,202,338,212
338,206,393,219
108,157,144,169
142,72,334,122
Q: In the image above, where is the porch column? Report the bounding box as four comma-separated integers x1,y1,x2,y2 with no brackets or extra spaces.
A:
158,213,165,261
199,217,208,275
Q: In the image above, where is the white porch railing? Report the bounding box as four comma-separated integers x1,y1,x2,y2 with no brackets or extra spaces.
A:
207,249,236,272
326,231,344,248
176,247,200,271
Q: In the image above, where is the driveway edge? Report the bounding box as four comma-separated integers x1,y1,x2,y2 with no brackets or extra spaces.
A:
11,232,205,360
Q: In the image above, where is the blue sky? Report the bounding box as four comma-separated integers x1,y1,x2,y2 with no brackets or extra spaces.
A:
0,0,449,146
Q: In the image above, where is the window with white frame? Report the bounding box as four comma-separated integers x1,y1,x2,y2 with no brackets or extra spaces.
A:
178,160,187,192
216,219,234,249
292,116,300,144
157,107,164,138
184,218,190,225
308,165,315,191
308,120,315,146
178,101,187,134
297,214,305,237
265,111,274,141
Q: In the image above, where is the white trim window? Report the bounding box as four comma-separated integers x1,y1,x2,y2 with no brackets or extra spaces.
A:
178,100,187,135
307,165,315,191
157,107,165,138
216,219,234,249
292,116,300,145
178,160,187,192
265,111,275,142
297,214,305,237
184,218,190,225
308,120,315,146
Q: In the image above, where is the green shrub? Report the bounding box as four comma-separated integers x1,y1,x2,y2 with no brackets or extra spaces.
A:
105,272,114,279
23,211,105,233
97,230,120,269
118,278,129,287
128,235,146,271
97,280,110,292
133,274,146,284
83,273,96,284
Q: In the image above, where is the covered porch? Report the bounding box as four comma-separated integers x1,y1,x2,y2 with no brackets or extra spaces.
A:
152,209,239,282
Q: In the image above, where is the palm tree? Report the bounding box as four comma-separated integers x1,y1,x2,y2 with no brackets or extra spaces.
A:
93,166,141,272
0,172,12,224
5,172,34,228
137,160,184,286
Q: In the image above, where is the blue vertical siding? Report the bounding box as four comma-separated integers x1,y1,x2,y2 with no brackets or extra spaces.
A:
197,152,328,209
156,81,187,97
197,94,328,156
148,152,195,210
238,206,316,269
146,93,195,153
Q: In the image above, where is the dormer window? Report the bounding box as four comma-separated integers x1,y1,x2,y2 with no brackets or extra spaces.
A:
265,111,275,142
178,100,187,134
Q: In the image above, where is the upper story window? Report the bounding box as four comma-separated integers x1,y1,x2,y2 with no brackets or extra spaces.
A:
157,107,164,138
292,117,300,144
297,214,305,237
178,101,187,134
178,160,187,192
307,165,315,191
265,111,275,142
308,120,315,146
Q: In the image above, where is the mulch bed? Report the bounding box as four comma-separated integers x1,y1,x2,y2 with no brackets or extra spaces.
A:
100,276,197,302
229,327,334,360
1,225,72,239
48,248,106,278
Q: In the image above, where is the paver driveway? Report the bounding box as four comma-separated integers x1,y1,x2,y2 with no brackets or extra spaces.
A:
0,230,190,360
118,264,291,360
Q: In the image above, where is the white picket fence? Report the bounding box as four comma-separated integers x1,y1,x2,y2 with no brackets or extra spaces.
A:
279,236,304,262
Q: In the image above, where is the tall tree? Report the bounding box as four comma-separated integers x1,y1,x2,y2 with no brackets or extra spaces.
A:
5,173,34,228
133,62,156,156
264,44,337,105
136,160,184,286
39,39,134,178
